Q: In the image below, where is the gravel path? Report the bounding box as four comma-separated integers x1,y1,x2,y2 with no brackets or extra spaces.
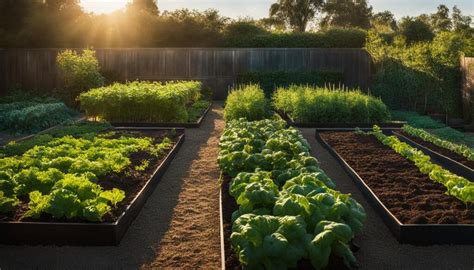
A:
300,128,474,270
0,104,224,270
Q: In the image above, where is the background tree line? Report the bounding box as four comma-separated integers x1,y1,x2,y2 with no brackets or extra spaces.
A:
0,0,472,49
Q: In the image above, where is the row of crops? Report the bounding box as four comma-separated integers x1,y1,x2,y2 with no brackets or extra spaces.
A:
218,119,366,269
0,122,176,222
0,81,211,138
225,84,391,124
0,98,77,134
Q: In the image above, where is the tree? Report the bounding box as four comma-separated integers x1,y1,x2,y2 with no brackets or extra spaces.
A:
269,0,324,32
451,5,472,33
372,10,397,32
430,4,452,32
399,16,435,44
320,0,373,29
127,0,159,16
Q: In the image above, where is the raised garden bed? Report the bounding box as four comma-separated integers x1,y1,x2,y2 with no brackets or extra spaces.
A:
0,127,184,246
392,131,474,180
110,102,212,128
316,130,474,245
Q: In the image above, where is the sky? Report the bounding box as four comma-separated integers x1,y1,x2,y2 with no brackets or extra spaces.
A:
80,0,474,19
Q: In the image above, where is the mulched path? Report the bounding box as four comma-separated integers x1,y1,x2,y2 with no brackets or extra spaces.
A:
320,131,473,225
144,106,224,269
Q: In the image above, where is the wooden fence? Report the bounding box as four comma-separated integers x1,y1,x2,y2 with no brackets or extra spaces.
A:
461,56,474,127
0,48,372,99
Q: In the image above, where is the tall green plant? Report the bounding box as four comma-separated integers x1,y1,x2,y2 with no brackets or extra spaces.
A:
273,85,390,123
79,81,202,123
224,84,272,121
56,49,105,106
366,30,466,116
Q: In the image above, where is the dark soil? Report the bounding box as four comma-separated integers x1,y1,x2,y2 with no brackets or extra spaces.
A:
221,176,352,270
399,131,474,169
0,129,183,223
320,131,473,225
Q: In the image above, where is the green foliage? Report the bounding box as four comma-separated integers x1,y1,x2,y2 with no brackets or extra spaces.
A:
367,30,466,116
368,126,474,203
79,81,202,123
321,0,373,29
187,100,211,123
391,111,474,148
398,17,435,44
391,111,445,129
56,49,105,106
273,85,390,123
237,70,342,96
224,85,272,121
223,28,367,48
0,129,174,221
231,214,308,269
218,119,365,269
402,125,474,161
0,121,112,157
269,0,324,32
0,101,76,134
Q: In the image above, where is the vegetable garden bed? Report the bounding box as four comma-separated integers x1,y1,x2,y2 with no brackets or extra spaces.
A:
316,130,474,245
279,112,406,129
393,131,473,180
110,102,212,128
0,127,184,246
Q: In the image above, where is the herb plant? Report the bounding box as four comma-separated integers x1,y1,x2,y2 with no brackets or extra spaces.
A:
273,85,390,123
79,81,203,123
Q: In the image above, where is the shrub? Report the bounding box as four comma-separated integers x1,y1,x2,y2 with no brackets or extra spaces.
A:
224,84,271,121
56,49,105,106
237,70,343,96
366,30,466,116
273,85,390,123
79,81,202,123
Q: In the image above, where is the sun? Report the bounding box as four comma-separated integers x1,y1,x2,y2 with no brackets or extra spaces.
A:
80,0,130,14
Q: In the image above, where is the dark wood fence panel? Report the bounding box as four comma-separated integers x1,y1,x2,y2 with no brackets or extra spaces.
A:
0,49,5,96
461,56,474,127
2,48,372,99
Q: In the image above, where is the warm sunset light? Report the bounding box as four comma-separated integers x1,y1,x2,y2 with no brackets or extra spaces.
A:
81,0,129,14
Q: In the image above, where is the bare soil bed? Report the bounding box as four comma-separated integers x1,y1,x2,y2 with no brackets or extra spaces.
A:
320,131,473,225
399,131,474,169
0,129,183,223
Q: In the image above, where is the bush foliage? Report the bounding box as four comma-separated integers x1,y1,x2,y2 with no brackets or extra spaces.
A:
366,30,467,116
56,49,105,106
79,81,202,123
224,84,272,121
0,100,76,134
223,28,367,48
273,85,390,123
237,70,343,96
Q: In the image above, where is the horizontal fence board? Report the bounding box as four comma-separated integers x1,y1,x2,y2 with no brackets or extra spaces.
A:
1,48,372,100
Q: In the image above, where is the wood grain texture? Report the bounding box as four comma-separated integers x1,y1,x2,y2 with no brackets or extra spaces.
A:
1,48,373,100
